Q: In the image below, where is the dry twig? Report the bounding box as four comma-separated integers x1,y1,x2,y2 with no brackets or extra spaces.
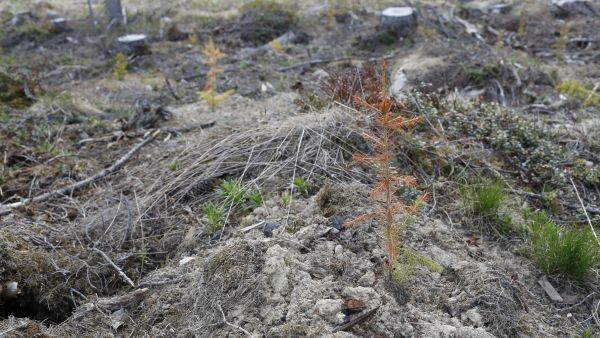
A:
92,247,136,287
0,133,157,217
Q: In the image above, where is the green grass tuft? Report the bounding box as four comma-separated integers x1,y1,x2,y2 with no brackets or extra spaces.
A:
203,202,224,232
526,211,600,280
462,179,513,235
247,190,264,208
472,179,506,216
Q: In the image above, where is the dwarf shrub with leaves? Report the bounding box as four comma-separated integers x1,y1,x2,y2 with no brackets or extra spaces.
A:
444,101,563,188
344,62,436,276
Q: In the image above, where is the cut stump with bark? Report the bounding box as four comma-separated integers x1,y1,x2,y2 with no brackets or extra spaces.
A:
117,34,149,55
379,7,417,38
50,18,67,32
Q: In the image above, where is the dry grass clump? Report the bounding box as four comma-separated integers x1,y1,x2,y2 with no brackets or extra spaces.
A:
321,63,378,105
142,111,369,213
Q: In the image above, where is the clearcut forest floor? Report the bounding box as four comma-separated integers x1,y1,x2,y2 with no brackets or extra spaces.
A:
0,0,600,337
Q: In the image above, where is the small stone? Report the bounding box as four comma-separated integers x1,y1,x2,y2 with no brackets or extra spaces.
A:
314,299,344,322
334,244,344,257
329,216,344,230
263,223,281,238
211,229,223,241
358,271,376,287
110,309,126,330
313,68,329,81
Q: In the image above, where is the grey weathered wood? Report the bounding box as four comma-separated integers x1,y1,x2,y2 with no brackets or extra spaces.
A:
117,34,148,54
87,0,97,33
379,7,417,37
538,276,564,302
106,0,125,25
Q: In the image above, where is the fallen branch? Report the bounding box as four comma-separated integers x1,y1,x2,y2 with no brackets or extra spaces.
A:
77,122,215,146
176,65,238,81
332,307,379,332
277,57,352,72
93,247,136,288
74,288,149,318
96,288,148,311
511,189,600,215
164,77,181,101
0,133,157,217
277,50,401,72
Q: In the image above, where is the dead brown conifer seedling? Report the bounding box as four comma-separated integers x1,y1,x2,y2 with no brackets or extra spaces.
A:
345,62,438,278
198,39,234,111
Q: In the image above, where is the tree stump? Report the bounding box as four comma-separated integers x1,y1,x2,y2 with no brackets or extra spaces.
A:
50,18,67,32
379,7,417,38
117,34,149,55
106,0,125,25
552,0,599,18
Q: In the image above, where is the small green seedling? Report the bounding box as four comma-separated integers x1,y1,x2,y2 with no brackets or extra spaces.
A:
35,141,54,154
203,202,224,232
280,190,291,207
167,161,179,172
293,177,312,195
218,179,247,207
113,53,128,81
247,190,264,208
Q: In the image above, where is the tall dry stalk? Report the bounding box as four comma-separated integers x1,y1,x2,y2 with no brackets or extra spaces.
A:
345,62,426,270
